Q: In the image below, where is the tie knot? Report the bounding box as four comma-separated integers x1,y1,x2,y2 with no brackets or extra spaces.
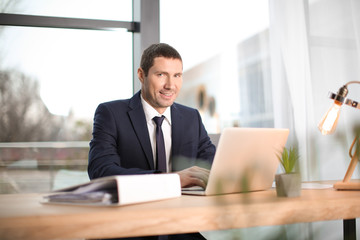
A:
153,116,165,127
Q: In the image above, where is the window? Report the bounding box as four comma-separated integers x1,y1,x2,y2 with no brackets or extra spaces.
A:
0,1,133,193
160,0,271,132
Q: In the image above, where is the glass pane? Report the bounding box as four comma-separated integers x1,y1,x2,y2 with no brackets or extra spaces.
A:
160,0,271,133
1,0,132,21
0,26,133,193
0,26,133,120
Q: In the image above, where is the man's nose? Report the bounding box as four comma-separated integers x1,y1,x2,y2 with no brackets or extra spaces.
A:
164,76,175,89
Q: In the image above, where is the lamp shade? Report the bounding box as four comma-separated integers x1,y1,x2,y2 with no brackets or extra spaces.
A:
318,101,342,135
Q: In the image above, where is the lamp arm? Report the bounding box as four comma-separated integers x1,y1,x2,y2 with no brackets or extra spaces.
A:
344,81,360,86
348,135,359,158
342,137,359,183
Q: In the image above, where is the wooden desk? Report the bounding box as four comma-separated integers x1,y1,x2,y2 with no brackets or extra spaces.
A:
1,186,359,240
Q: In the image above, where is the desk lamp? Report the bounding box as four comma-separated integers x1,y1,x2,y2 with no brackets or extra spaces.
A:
318,81,360,190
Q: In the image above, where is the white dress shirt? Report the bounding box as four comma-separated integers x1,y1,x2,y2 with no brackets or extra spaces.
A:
141,95,172,172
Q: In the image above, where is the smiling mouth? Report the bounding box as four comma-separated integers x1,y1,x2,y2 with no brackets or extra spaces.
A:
160,91,174,98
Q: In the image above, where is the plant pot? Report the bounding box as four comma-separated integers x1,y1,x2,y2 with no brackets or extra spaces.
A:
275,173,301,197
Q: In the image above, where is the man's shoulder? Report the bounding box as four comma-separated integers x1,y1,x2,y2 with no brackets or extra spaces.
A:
99,99,130,109
172,102,199,115
99,92,140,109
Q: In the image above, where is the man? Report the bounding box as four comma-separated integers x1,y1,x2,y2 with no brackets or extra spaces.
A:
88,43,216,240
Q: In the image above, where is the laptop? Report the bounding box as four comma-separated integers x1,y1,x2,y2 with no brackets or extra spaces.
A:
182,127,289,195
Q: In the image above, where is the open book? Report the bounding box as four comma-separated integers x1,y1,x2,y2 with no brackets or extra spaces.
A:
42,174,181,206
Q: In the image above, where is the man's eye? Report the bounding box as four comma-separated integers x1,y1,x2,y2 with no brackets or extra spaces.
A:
158,73,163,76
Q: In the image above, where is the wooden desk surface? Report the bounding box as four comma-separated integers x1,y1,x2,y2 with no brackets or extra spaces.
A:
1,185,360,240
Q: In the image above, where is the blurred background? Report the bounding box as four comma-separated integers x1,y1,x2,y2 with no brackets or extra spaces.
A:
0,0,359,239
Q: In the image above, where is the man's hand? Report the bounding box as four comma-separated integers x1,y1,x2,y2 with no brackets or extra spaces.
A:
176,166,210,188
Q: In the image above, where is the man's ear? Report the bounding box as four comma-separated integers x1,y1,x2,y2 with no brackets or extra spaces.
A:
137,68,145,84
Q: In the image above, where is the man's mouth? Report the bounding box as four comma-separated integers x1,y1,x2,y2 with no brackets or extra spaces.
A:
160,91,173,98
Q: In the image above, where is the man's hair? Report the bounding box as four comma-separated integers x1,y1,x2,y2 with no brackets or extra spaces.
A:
140,43,182,76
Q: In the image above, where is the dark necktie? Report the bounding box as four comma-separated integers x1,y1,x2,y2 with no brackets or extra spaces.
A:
153,116,167,172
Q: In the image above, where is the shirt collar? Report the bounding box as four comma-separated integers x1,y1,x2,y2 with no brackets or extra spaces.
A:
141,94,172,125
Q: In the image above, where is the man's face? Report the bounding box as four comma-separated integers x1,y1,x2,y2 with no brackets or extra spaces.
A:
138,57,183,114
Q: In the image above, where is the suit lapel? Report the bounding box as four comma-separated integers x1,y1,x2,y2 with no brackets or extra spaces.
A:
128,92,155,170
171,103,184,159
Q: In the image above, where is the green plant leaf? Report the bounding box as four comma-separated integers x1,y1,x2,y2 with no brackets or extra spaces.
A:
277,147,300,173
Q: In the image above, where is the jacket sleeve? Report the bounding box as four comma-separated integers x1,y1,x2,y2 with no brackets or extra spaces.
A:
196,110,216,162
171,108,216,171
87,103,157,180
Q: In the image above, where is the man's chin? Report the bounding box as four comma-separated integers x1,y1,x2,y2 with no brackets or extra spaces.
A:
158,97,176,106
158,101,174,109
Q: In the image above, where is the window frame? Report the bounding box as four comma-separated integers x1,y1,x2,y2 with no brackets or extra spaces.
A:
0,0,160,93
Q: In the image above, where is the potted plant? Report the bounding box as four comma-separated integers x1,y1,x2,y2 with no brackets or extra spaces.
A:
275,147,301,197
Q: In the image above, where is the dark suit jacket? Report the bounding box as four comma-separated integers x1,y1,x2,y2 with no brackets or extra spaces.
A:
88,91,216,179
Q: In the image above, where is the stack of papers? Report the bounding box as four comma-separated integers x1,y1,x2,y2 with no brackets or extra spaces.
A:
43,174,181,206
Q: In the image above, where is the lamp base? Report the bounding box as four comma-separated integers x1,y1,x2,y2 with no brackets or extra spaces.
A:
333,181,360,190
